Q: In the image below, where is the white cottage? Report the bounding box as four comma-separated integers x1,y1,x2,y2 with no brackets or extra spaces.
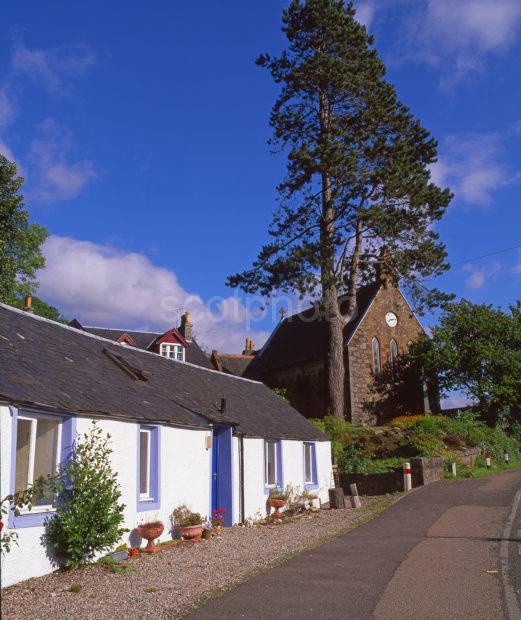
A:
0,303,332,587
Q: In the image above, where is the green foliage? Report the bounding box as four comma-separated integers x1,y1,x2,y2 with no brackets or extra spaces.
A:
336,442,369,473
13,295,67,322
1,476,56,554
171,505,203,527
111,565,134,575
412,300,521,426
268,486,290,501
45,422,127,568
0,155,48,304
409,430,444,457
273,387,290,403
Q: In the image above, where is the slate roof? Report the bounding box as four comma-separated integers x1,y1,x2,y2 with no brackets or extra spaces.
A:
0,304,327,441
81,326,213,370
220,355,254,377
247,283,380,377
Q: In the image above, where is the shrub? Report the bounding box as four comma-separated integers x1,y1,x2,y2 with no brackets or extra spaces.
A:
336,442,369,473
409,430,444,457
45,422,127,568
389,415,426,429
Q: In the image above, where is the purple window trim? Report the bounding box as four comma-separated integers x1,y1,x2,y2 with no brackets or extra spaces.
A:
263,439,283,495
303,442,319,490
136,424,161,512
8,407,76,529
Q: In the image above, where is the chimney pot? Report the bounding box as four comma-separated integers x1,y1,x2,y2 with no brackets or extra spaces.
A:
23,293,33,313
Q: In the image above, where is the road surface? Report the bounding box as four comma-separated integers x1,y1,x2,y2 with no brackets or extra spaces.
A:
188,469,521,619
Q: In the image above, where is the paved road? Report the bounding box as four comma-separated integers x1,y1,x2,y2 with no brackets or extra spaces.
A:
188,469,521,619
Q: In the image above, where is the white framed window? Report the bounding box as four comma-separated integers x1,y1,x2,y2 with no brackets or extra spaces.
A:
139,428,151,499
372,337,381,379
390,339,398,368
304,442,314,484
159,343,185,361
15,415,61,509
265,440,277,487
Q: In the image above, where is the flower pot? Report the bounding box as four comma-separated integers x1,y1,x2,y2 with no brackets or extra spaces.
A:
212,525,222,536
137,521,164,553
201,528,212,540
128,547,139,558
268,498,286,519
311,498,321,510
178,524,203,541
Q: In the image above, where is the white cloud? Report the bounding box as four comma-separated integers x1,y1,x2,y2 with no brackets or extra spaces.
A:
0,86,15,129
367,0,521,86
441,393,473,410
431,134,511,206
38,235,270,352
355,2,376,28
28,119,96,202
12,40,95,93
463,260,502,289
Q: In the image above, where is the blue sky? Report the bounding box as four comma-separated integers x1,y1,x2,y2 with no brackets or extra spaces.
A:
1,0,520,360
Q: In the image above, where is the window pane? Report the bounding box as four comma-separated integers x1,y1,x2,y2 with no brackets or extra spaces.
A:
372,338,381,377
140,431,149,495
305,444,312,482
33,418,59,505
15,419,32,493
266,441,276,485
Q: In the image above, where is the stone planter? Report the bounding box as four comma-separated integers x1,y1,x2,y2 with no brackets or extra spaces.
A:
178,524,203,541
310,498,321,510
106,549,128,562
268,498,286,519
137,521,164,553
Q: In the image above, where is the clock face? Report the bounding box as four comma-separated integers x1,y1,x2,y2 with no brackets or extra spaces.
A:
385,312,398,327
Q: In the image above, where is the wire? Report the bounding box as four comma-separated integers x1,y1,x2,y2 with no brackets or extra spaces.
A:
450,243,521,268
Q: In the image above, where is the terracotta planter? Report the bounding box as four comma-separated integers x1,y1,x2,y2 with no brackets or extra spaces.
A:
137,521,164,553
212,524,222,535
268,498,286,519
178,524,203,541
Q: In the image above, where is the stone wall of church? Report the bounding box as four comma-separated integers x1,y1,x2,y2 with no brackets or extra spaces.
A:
348,284,426,425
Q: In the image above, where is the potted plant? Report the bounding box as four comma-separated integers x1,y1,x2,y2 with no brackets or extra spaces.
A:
137,520,164,553
128,546,139,558
268,487,289,519
172,505,204,541
211,508,225,535
301,490,320,510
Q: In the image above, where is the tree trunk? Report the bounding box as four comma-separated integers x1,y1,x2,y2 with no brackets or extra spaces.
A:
326,287,346,419
319,88,345,420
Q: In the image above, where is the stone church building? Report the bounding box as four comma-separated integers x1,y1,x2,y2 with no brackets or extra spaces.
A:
246,279,432,425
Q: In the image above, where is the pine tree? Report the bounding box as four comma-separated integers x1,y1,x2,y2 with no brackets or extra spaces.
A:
0,155,47,304
228,0,453,419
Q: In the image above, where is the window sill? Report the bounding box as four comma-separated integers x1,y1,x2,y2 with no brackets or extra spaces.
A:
137,497,160,512
9,509,56,529
304,482,320,491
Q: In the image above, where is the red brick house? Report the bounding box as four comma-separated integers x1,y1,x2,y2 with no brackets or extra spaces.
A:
246,279,432,425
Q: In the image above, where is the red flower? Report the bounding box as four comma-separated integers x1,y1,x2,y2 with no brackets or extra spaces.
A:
0,521,3,531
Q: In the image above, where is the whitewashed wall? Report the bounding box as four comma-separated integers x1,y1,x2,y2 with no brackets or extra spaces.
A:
240,437,332,522
0,407,211,588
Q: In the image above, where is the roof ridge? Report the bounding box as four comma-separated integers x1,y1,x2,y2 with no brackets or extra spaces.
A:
84,326,162,335
0,303,264,386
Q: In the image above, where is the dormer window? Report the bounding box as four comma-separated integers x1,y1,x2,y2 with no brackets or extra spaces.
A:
160,343,185,361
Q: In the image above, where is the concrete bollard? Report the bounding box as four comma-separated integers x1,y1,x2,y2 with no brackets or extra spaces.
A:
505,453,510,464
486,455,491,468
451,462,457,478
349,483,362,509
403,462,412,492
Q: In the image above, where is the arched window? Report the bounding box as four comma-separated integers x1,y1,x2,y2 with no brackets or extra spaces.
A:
371,338,381,378
390,339,398,368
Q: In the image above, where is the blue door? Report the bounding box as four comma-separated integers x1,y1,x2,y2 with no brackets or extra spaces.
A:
211,426,233,526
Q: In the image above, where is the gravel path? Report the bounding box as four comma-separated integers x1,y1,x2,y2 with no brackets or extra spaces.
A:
1,496,396,619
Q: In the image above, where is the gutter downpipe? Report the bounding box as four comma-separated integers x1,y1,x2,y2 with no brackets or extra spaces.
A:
238,432,245,524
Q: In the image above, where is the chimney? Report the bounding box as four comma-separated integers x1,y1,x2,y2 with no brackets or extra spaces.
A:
243,338,254,355
211,349,223,372
179,311,193,341
23,293,34,313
